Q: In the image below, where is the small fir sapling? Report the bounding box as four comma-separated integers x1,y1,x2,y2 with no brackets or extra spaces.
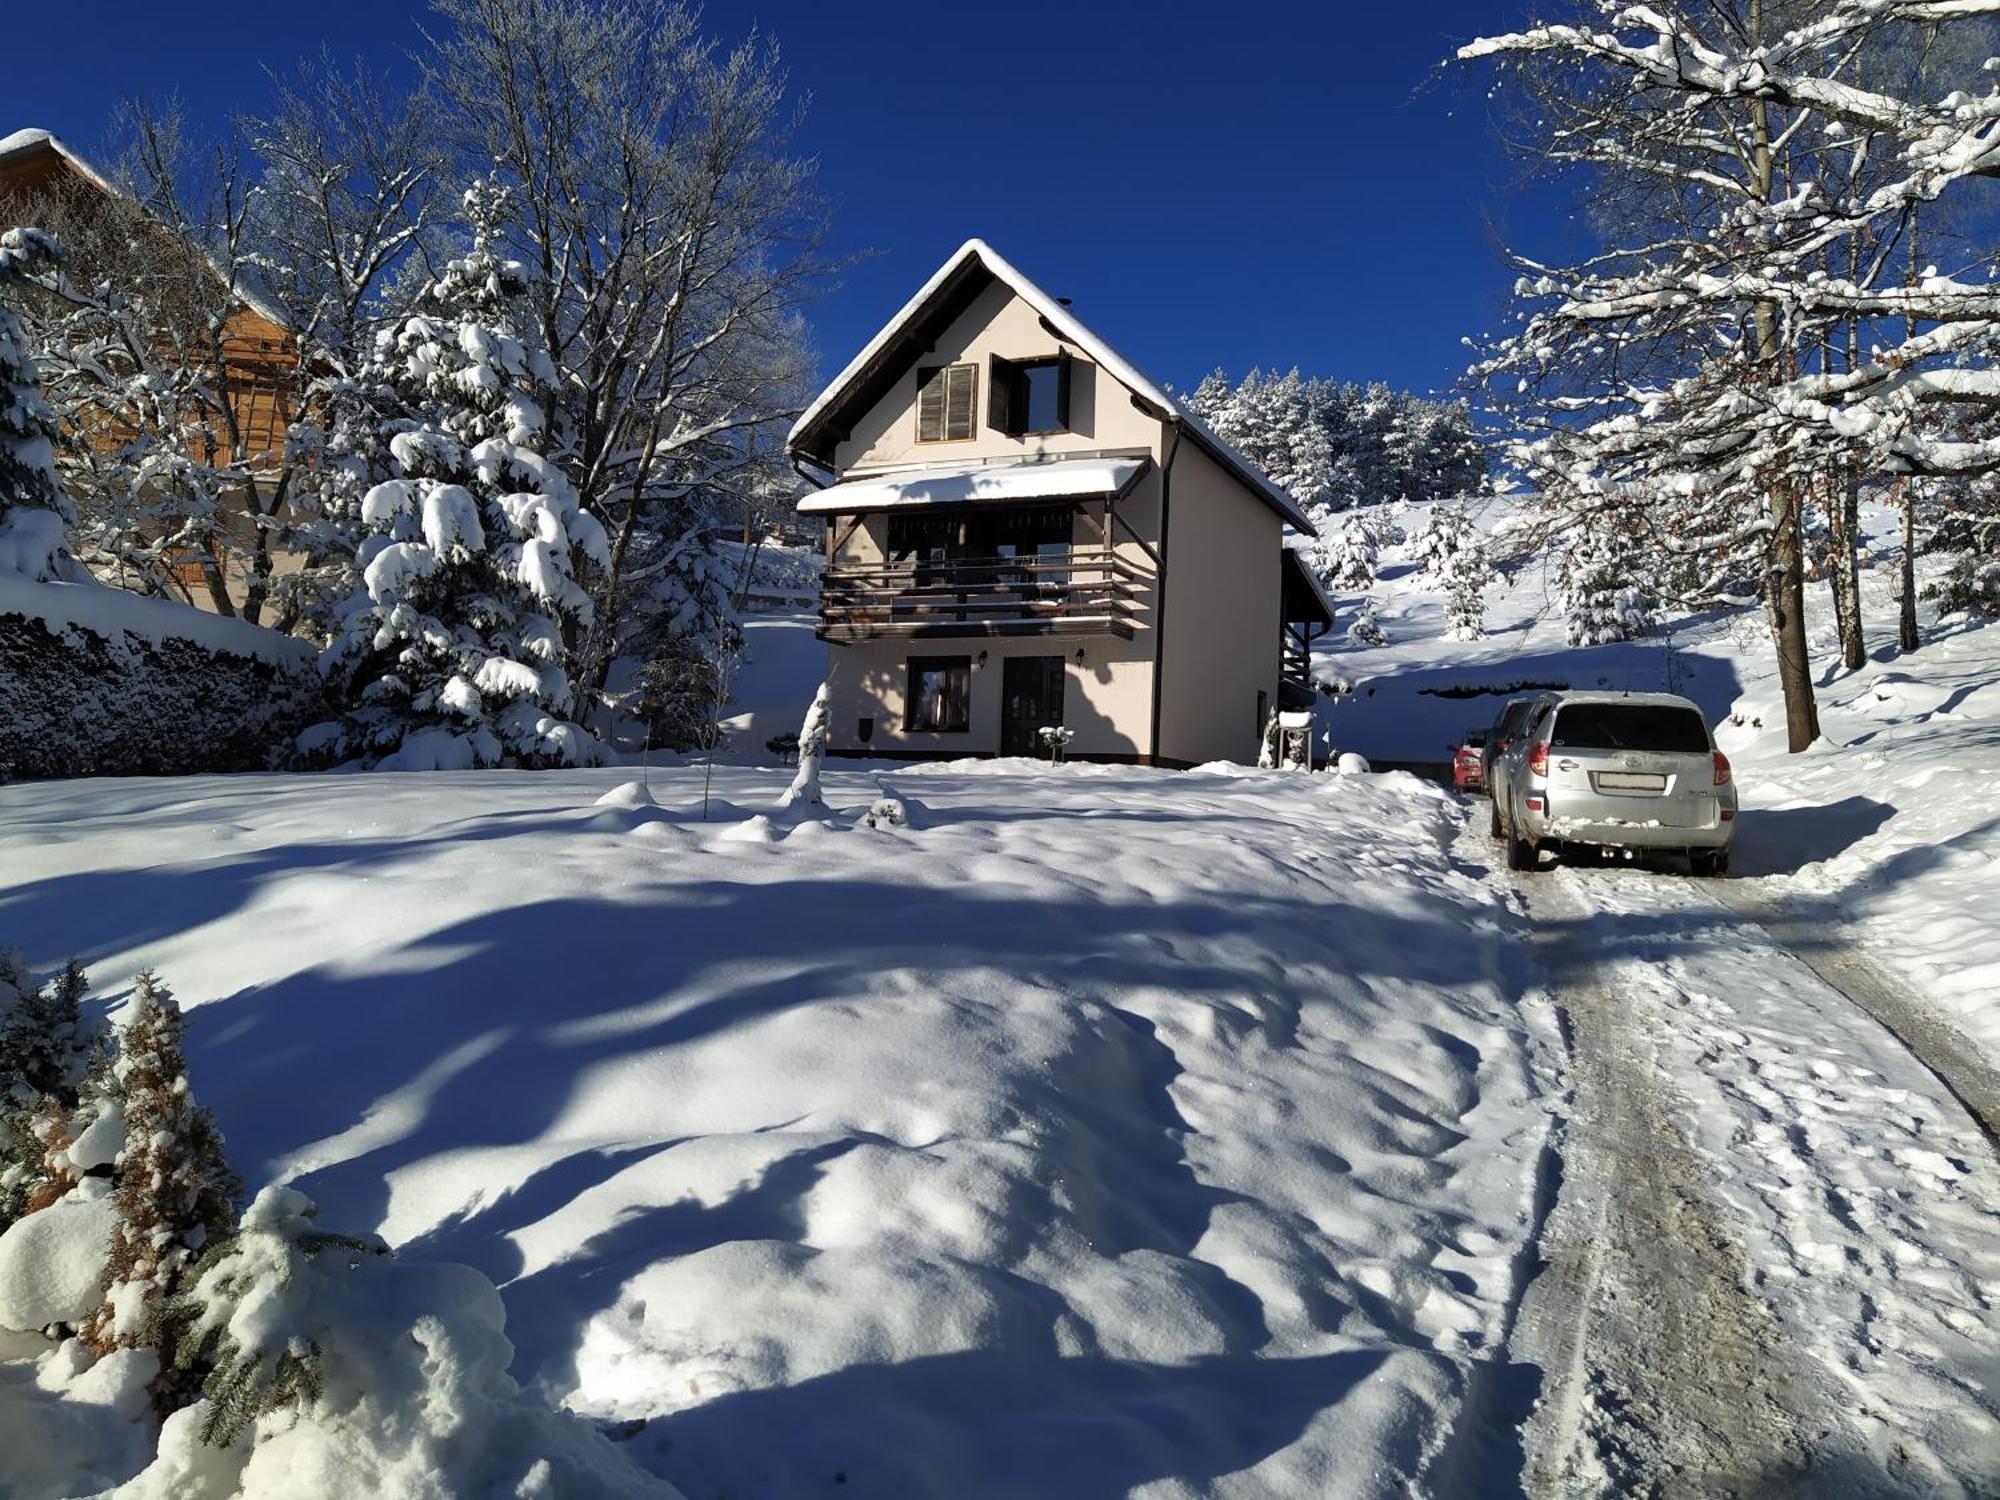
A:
86,971,241,1359
1347,597,1388,646
0,955,98,1226
780,682,829,809
159,1184,387,1446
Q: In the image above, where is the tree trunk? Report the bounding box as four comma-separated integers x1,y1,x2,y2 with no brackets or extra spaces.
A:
1768,486,1821,752
1830,469,1865,671
1747,15,1818,753
1899,479,1921,653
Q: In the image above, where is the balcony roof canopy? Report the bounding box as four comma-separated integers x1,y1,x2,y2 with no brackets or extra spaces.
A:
796,455,1150,516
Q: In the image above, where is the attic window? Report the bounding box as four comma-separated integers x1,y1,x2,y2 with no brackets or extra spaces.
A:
989,352,1073,437
917,364,977,442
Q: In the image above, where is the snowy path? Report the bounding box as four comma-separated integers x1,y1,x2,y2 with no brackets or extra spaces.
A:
1498,849,2000,1498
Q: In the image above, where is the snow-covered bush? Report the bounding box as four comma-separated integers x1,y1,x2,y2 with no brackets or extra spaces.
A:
86,973,240,1357
0,585,325,780
0,227,78,585
1347,597,1388,646
0,1180,118,1334
110,1183,680,1500
779,683,829,810
310,181,610,771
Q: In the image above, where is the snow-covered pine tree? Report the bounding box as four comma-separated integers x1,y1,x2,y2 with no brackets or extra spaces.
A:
1411,503,1491,641
1558,524,1657,646
86,971,240,1354
1317,515,1380,593
312,180,612,770
0,956,97,1225
1347,597,1388,646
0,228,79,582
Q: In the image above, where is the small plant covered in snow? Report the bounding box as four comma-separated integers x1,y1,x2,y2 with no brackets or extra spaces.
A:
1347,597,1388,646
159,1185,387,1446
309,180,611,771
0,227,79,583
86,972,240,1359
779,682,829,810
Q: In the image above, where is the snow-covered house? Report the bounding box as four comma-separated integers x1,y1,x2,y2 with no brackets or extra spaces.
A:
0,127,301,614
788,239,1331,766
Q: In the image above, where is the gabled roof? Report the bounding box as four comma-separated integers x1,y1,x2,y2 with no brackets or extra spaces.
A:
0,127,293,331
789,238,1315,535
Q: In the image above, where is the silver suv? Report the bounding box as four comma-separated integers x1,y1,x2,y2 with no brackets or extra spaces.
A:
1491,691,1737,876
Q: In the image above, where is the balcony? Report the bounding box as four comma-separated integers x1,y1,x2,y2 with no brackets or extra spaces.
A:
818,546,1145,642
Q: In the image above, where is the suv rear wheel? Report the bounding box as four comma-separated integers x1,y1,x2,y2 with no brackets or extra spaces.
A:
1505,813,1541,873
1690,849,1729,878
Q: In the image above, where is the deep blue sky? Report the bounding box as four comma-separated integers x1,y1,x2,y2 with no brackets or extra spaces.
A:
7,2,1551,400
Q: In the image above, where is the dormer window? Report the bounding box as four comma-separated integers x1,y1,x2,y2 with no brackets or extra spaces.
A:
917,364,978,442
989,351,1073,436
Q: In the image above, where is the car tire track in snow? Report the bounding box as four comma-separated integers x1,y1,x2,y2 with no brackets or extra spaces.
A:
1505,870,1824,1499
1703,880,2000,1148
1489,853,2000,1499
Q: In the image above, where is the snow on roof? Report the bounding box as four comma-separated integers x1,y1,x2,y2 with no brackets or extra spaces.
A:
0,126,293,331
796,455,1149,515
790,239,1316,536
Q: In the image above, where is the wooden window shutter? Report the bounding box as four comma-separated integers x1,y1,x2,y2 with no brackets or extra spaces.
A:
1054,350,1074,431
945,363,976,439
916,367,945,442
988,355,1019,436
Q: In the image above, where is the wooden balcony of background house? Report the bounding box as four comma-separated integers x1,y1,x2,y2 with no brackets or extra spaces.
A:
817,546,1145,642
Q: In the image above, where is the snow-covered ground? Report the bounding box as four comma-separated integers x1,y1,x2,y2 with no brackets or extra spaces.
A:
6,503,1997,1496
0,760,1558,1497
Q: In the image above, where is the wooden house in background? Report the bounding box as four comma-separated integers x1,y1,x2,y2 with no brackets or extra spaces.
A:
0,127,303,617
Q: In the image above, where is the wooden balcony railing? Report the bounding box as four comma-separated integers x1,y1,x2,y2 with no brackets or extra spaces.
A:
818,546,1146,641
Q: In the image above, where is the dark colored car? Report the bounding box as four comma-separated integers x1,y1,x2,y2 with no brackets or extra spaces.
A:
1481,694,1556,812
1453,729,1489,792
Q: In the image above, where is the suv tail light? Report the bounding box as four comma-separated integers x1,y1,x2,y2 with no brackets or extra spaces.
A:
1527,743,1549,777
1713,750,1732,786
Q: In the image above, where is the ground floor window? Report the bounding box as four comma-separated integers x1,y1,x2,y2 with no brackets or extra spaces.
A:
906,656,971,732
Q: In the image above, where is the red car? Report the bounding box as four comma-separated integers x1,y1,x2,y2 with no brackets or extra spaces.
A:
1452,730,1489,792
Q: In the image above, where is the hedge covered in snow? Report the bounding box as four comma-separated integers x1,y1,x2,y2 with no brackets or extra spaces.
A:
0,578,323,780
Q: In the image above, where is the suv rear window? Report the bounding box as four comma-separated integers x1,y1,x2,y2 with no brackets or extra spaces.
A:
1550,703,1709,752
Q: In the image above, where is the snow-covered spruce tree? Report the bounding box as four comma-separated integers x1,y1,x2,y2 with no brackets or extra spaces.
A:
1348,597,1388,646
0,228,79,583
85,971,240,1357
0,955,97,1226
159,1184,387,1445
1411,503,1492,641
1315,515,1380,593
311,180,611,770
1558,523,1657,646
779,682,830,810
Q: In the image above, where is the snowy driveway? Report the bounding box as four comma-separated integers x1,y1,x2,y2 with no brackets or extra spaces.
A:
1498,852,2000,1498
